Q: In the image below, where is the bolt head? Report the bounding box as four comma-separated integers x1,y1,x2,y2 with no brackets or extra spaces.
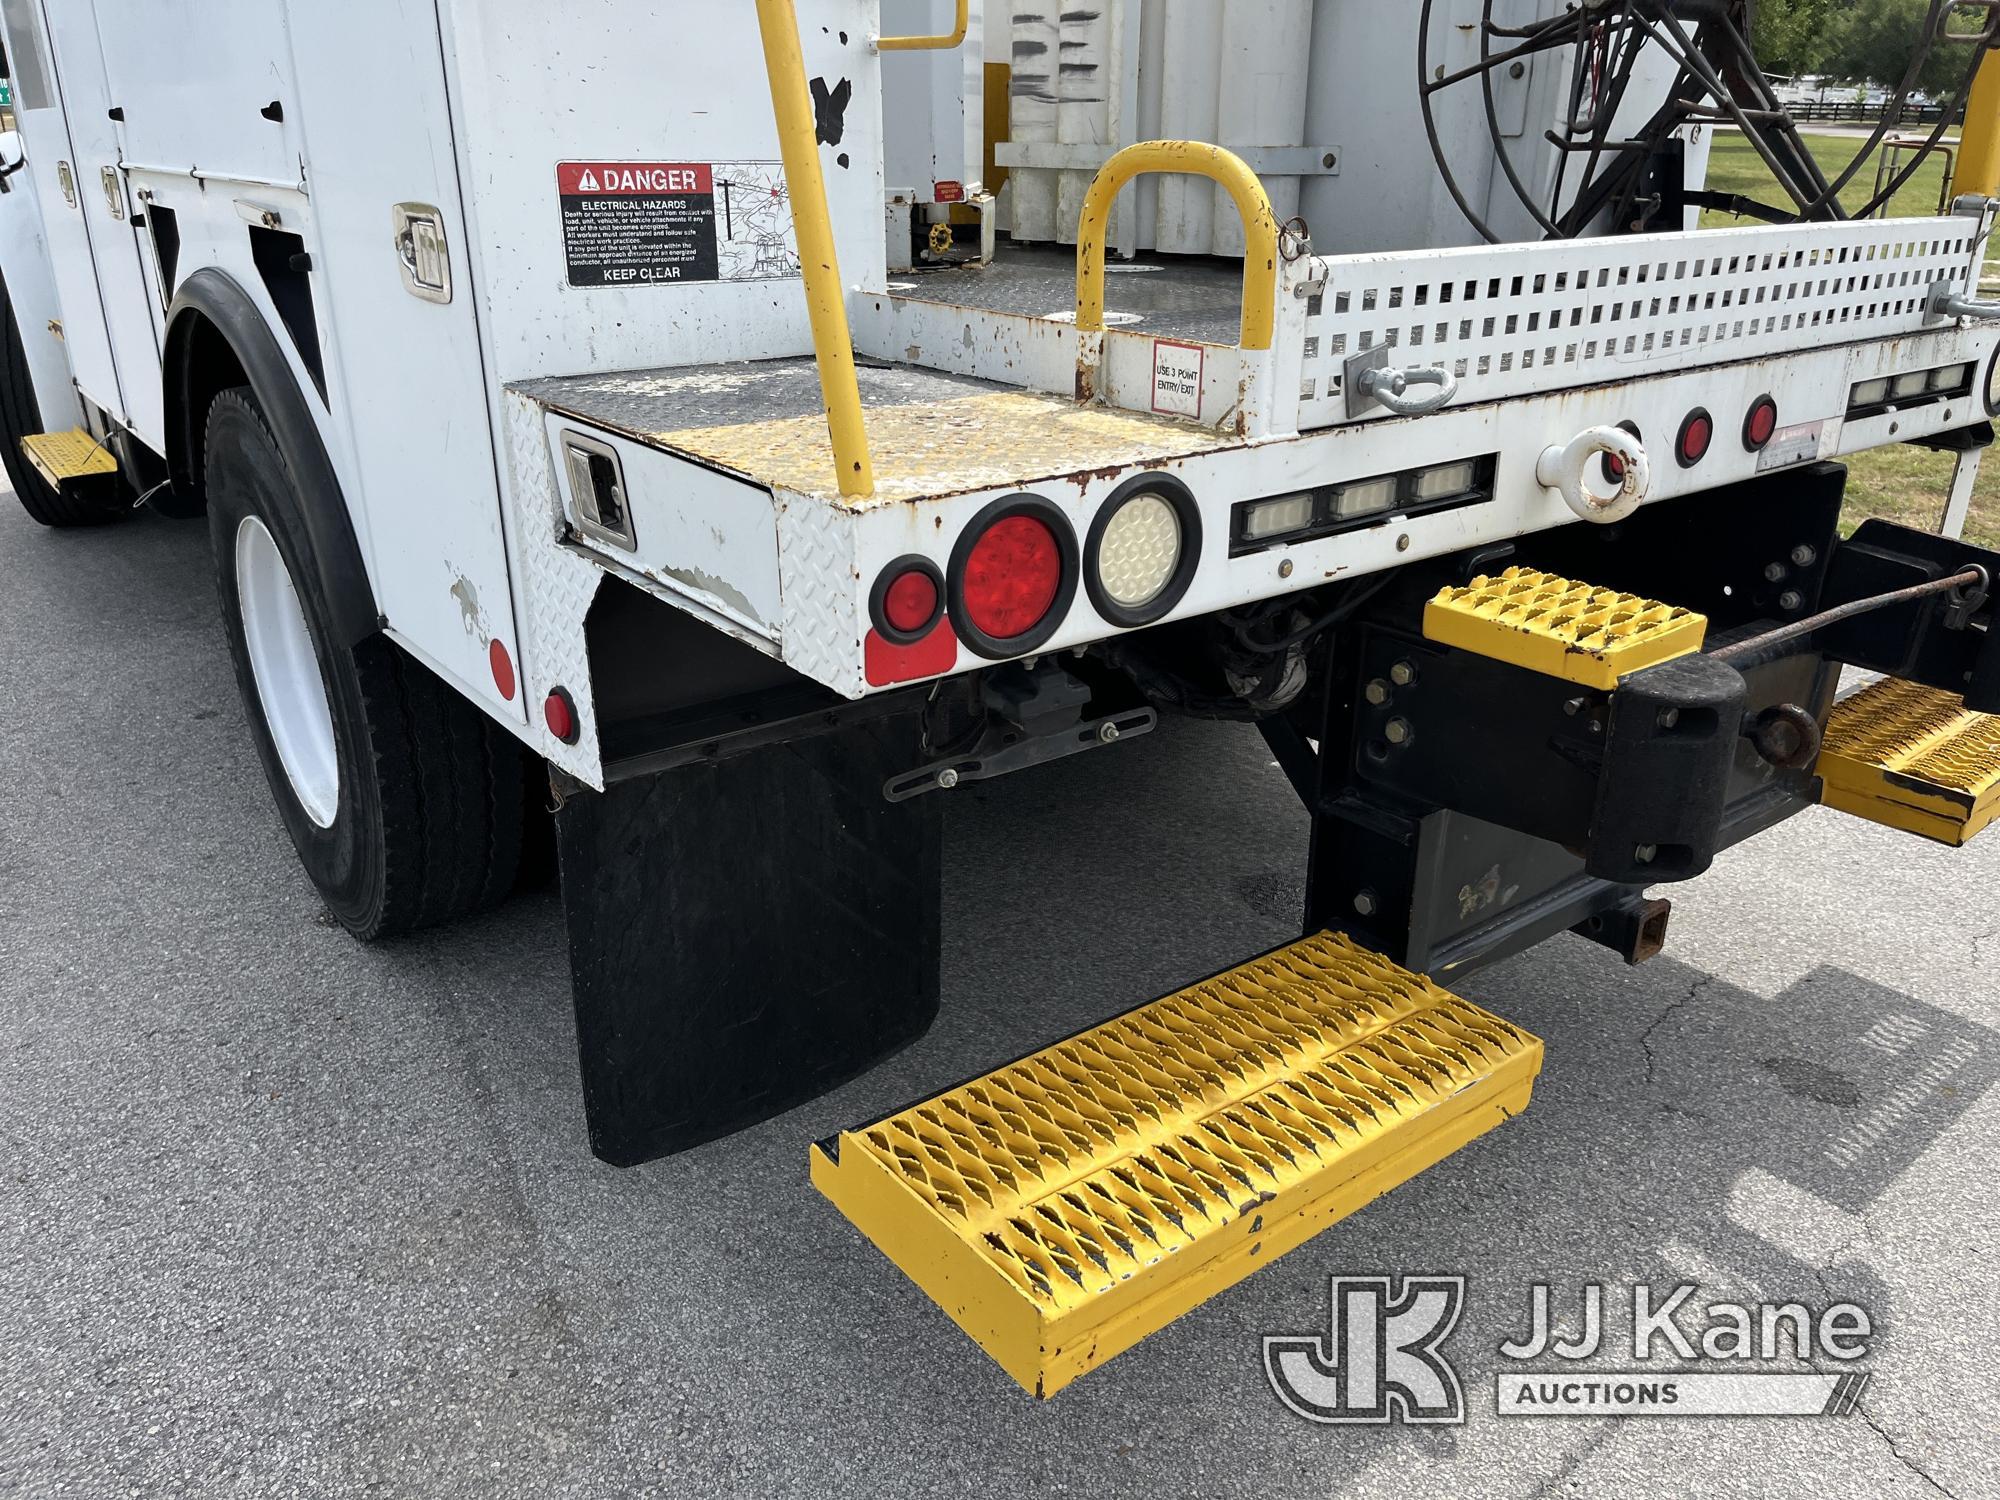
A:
1364,678,1391,705
1354,890,1378,917
1634,843,1658,864
1098,721,1121,744
1389,660,1417,687
1778,590,1804,612
1789,544,1818,567
1384,717,1413,746
1278,558,1295,579
1763,561,1788,582
1656,706,1680,729
937,767,960,789
1396,534,1412,553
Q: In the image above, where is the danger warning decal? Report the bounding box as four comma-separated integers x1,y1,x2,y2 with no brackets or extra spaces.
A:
556,161,800,287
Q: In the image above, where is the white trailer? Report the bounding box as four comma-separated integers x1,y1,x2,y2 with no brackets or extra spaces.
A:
4,0,1999,1398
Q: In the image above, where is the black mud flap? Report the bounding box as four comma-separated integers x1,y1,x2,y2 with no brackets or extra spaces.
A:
555,710,941,1165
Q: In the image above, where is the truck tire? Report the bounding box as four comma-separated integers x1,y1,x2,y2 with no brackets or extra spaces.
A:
0,270,126,527
205,387,528,938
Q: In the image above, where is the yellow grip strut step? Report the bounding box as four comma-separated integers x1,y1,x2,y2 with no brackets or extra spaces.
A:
1818,677,2000,846
1423,565,1707,690
22,429,118,494
812,930,1542,1397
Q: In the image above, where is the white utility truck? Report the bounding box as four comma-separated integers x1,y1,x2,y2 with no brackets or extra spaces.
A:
4,0,2000,1397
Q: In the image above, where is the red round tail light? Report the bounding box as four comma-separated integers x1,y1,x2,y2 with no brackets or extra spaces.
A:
869,557,945,644
883,570,938,634
1743,395,1778,450
1676,408,1714,468
947,496,1078,658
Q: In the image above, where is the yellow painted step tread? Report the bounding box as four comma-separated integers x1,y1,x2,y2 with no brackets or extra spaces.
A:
21,429,117,487
1423,565,1706,690
1818,677,2000,845
813,930,1542,1397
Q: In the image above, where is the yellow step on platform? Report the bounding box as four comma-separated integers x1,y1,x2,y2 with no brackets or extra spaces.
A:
1818,677,2000,846
22,429,118,496
811,931,1542,1398
1424,566,1706,690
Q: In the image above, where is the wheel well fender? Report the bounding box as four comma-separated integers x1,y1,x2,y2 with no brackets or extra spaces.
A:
163,268,379,646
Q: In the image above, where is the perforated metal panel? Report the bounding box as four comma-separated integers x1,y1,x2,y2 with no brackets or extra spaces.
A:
1283,214,1985,430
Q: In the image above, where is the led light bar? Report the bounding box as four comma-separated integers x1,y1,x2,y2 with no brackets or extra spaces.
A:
1230,457,1495,554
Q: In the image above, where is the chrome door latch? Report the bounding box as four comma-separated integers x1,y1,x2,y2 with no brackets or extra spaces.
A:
392,202,452,304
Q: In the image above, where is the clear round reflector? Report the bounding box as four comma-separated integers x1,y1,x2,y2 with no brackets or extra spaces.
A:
1097,493,1183,608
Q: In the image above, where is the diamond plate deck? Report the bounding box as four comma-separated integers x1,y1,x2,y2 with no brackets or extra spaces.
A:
515,359,1228,505
1818,677,2000,845
811,930,1541,1397
1423,566,1707,690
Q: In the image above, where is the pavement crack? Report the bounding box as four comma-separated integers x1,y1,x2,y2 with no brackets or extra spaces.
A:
1855,1402,1955,1497
1640,972,1713,1086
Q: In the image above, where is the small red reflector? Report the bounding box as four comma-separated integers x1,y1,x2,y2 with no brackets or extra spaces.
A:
544,687,578,744
489,638,517,701
1745,397,1778,449
1677,410,1713,467
962,515,1062,641
882,568,940,636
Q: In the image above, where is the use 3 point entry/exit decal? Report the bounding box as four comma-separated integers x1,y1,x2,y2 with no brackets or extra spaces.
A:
556,161,800,287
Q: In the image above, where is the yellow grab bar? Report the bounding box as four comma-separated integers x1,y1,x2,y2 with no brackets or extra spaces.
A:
754,0,875,497
1074,142,1279,351
1953,48,2000,199
878,0,969,51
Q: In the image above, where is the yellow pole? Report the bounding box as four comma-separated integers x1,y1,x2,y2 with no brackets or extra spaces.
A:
1952,47,2000,199
1074,142,1279,350
879,0,969,51
754,0,874,498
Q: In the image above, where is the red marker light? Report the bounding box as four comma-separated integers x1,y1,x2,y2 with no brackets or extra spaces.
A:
544,687,579,745
1744,396,1778,450
1676,409,1714,468
882,568,940,636
489,638,517,701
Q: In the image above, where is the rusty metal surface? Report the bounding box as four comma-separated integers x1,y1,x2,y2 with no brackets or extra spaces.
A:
893,243,1249,345
518,360,1233,504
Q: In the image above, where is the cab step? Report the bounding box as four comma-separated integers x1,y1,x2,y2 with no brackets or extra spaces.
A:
811,930,1542,1397
1423,565,1707,689
1817,676,2000,846
21,429,119,502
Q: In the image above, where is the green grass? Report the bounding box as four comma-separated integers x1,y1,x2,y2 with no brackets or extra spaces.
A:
1698,129,1997,544
1697,128,1961,227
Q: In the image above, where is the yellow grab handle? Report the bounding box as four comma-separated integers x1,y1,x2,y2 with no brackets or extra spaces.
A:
879,0,969,51
1074,142,1279,351
1953,48,2000,200
754,0,874,497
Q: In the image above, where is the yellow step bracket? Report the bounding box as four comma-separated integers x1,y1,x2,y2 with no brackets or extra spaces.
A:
1424,566,1706,690
812,931,1542,1397
1818,677,2000,846
22,429,118,493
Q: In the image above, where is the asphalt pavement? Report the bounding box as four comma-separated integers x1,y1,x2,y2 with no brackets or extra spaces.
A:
1,498,1994,1499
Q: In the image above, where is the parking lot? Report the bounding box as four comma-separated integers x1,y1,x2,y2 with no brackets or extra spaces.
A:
1,497,1993,1499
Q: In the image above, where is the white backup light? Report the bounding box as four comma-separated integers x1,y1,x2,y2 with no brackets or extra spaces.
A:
1097,491,1183,607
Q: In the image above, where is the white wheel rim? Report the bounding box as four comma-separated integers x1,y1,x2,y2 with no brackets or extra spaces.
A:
235,516,340,828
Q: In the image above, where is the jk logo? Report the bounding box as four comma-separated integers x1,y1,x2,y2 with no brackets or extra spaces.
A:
1264,1276,1467,1424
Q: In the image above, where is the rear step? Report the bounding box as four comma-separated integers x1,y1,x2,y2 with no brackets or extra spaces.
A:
812,931,1542,1397
1818,676,2000,845
21,429,118,502
1423,565,1707,689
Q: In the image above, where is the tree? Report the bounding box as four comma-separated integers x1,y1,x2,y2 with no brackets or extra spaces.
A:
1825,0,1986,93
1752,0,1841,77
